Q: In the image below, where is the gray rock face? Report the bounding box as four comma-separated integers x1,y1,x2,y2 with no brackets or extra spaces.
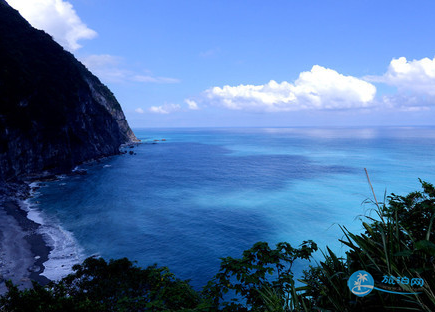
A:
0,0,138,181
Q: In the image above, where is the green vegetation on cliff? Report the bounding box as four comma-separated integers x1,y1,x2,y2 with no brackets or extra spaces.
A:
1,180,435,311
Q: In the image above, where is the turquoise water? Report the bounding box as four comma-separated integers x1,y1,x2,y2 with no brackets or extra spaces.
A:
30,127,435,289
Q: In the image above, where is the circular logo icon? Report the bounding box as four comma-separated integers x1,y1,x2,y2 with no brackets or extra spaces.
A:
348,270,374,297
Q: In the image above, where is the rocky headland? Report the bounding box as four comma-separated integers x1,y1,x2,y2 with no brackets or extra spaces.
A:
0,0,137,292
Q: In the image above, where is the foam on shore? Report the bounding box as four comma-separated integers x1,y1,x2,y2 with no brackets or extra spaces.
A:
21,182,84,281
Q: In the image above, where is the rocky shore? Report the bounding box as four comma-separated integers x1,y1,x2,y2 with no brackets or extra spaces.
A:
0,182,51,294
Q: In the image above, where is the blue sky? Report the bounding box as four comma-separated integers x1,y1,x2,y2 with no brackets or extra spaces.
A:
7,0,435,127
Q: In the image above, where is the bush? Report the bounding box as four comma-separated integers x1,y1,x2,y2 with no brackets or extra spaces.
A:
0,257,205,312
203,241,317,311
300,180,435,311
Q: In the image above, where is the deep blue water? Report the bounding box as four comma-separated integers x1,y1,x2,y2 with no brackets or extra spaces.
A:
30,127,435,289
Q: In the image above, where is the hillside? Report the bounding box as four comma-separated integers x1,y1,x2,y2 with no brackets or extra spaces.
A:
0,0,137,181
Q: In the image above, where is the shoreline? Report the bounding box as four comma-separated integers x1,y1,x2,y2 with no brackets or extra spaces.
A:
0,149,138,295
0,183,51,294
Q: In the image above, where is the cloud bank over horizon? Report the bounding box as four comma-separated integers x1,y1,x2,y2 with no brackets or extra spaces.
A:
6,0,97,51
181,57,435,115
195,66,377,113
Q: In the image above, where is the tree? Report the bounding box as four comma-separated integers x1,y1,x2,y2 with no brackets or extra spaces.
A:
0,257,206,311
203,241,317,311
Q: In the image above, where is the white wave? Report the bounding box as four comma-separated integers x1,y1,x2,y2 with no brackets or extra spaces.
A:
28,181,40,188
38,224,84,280
20,198,45,226
21,185,84,281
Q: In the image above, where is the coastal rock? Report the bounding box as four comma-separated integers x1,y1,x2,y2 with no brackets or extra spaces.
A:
27,265,40,273
0,0,138,182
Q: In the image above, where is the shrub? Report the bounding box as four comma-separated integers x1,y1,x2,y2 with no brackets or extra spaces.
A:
0,257,204,311
300,180,435,311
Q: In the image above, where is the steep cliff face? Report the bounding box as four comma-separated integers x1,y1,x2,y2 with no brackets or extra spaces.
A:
0,0,138,181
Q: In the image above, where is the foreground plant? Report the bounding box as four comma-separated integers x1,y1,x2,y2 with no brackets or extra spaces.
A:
299,180,435,311
0,257,206,312
203,240,318,311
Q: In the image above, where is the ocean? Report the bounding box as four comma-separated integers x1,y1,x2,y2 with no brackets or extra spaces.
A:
27,127,435,289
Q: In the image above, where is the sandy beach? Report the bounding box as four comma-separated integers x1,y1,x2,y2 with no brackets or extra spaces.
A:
0,183,51,294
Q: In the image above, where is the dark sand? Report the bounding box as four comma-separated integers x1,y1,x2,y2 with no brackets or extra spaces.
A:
0,190,51,294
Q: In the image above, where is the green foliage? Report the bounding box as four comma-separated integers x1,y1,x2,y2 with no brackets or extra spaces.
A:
299,180,435,311
0,257,205,312
0,243,317,311
203,241,317,311
299,248,351,312
61,257,202,311
384,179,435,242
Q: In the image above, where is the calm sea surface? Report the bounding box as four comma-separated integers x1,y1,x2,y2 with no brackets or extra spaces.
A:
29,127,435,288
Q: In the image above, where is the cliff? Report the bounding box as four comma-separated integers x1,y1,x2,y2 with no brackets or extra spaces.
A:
0,0,138,182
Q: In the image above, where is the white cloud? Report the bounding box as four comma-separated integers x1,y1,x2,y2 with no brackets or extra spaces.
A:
81,54,121,68
135,108,145,114
400,106,430,112
81,54,126,82
380,93,432,112
81,54,180,84
133,75,180,84
149,104,181,114
204,65,376,112
6,0,97,51
185,99,199,110
367,56,435,96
